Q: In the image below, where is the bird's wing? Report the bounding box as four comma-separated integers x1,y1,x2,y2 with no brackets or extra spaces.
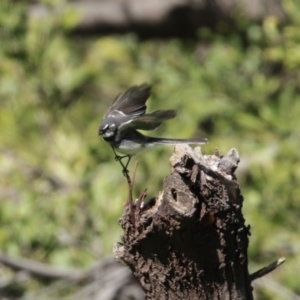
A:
119,110,177,131
104,84,151,119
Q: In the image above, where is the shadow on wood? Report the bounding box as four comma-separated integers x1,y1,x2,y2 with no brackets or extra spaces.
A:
114,145,253,299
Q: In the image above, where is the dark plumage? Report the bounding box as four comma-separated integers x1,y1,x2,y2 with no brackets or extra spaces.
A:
98,84,208,173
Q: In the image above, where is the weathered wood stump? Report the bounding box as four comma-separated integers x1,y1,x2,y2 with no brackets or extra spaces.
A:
114,145,253,300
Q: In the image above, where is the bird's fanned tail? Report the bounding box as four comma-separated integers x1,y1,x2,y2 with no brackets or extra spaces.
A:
145,136,208,145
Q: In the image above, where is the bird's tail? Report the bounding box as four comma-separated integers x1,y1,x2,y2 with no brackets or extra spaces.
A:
146,136,208,145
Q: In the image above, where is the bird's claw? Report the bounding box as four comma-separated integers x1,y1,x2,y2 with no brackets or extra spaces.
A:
122,168,129,176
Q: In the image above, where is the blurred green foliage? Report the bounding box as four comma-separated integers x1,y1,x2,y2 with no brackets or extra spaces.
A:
0,0,300,298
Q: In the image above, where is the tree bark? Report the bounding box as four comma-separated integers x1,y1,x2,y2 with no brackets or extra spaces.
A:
114,145,253,300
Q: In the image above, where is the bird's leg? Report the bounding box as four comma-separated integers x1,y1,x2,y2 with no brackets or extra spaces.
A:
115,155,130,176
111,146,131,175
123,156,131,172
116,155,131,176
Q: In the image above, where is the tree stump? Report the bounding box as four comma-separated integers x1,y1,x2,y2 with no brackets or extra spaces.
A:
114,145,253,300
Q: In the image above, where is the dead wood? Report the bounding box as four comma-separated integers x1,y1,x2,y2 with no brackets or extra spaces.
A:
0,254,144,299
29,0,287,38
114,145,253,300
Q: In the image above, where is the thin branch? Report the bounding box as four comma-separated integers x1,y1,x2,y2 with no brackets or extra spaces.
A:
28,0,287,37
0,251,84,281
250,257,285,282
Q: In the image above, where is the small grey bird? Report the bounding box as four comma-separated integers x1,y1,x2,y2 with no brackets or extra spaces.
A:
98,84,208,174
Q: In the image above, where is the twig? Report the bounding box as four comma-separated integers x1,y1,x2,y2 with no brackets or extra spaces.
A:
250,257,285,282
0,251,84,281
28,1,287,37
125,162,139,225
125,162,136,205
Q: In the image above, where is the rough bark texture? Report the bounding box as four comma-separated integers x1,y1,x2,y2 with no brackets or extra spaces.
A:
114,145,253,300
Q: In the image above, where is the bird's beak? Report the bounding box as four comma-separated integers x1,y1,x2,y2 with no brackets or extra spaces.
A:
98,128,103,136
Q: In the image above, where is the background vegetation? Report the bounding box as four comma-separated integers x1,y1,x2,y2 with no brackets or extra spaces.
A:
0,0,300,298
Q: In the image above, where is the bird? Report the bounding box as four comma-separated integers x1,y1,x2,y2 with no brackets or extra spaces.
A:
98,84,208,174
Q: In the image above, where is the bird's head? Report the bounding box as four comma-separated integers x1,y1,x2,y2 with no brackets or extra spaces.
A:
98,118,119,141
